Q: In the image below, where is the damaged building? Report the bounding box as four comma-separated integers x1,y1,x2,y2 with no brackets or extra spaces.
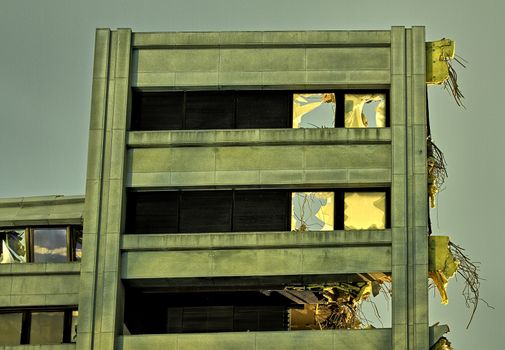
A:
1,27,455,349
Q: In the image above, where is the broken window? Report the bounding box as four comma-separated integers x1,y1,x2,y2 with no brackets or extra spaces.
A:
292,93,336,128
0,226,82,263
344,94,386,128
291,192,334,231
344,192,386,230
0,229,27,263
0,308,77,345
124,275,391,335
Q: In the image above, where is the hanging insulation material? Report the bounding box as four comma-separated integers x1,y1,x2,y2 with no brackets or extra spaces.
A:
427,138,448,208
292,93,335,128
344,192,386,230
428,236,460,304
344,94,386,128
291,192,334,231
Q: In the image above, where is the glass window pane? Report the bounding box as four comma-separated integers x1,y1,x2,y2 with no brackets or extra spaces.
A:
293,93,335,128
0,229,27,263
33,228,68,263
344,192,386,230
71,310,79,343
291,192,334,231
72,228,83,261
30,311,64,345
0,312,23,345
344,94,386,128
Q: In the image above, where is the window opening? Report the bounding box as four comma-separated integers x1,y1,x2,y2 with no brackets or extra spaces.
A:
0,229,26,263
344,192,386,230
292,93,336,128
344,94,386,128
32,228,68,263
291,192,334,231
0,312,23,345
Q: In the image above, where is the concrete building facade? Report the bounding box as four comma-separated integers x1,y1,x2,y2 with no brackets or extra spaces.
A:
1,27,448,349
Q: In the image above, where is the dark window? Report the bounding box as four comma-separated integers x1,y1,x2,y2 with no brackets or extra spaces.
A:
124,290,289,334
131,92,184,130
185,92,235,129
0,308,77,345
233,190,289,231
131,90,292,131
179,191,233,233
126,191,179,234
236,91,291,128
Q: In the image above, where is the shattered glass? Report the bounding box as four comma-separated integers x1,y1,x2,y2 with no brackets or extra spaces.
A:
291,192,334,231
30,311,64,345
344,192,386,230
33,228,68,263
0,313,22,345
0,229,26,263
292,93,336,128
344,94,386,128
71,310,79,343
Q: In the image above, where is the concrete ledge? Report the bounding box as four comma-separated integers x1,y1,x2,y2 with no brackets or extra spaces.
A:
0,262,80,276
0,345,75,350
122,245,391,279
0,195,84,227
122,230,391,251
132,30,391,48
119,329,390,350
127,128,391,148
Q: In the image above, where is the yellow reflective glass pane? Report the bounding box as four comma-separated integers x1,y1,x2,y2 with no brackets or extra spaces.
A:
291,192,334,231
0,230,26,263
0,313,22,345
30,311,64,345
293,93,335,128
344,94,386,128
344,192,386,230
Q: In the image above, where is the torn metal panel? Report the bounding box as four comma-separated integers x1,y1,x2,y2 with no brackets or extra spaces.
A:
344,94,386,128
292,93,335,128
344,192,386,230
291,192,334,231
429,236,460,304
0,229,27,263
426,39,455,85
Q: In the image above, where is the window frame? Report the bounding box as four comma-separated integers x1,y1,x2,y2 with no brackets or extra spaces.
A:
125,188,389,234
0,307,77,345
0,225,82,264
130,89,389,131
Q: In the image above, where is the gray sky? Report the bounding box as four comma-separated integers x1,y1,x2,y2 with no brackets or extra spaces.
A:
1,0,503,348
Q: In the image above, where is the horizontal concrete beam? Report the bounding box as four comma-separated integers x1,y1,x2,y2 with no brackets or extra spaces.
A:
127,128,392,148
0,195,84,227
122,245,391,279
0,345,75,350
122,230,392,251
127,144,391,188
119,329,390,350
0,270,80,307
132,31,391,48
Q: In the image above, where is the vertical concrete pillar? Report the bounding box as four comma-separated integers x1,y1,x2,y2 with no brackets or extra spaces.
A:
391,26,429,350
77,28,111,350
77,28,131,350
